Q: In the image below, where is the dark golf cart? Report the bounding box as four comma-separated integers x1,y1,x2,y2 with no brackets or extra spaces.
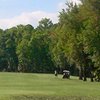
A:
63,70,70,79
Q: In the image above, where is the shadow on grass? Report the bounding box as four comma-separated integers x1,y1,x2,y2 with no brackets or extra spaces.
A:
9,95,100,100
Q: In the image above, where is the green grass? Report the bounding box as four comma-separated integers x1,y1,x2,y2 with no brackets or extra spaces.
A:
0,72,100,100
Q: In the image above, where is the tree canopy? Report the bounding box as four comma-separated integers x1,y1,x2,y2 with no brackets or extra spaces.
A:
0,0,100,81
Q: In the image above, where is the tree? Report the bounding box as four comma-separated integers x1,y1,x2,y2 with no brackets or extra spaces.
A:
52,2,85,78
80,0,100,81
29,19,55,73
16,25,34,72
4,27,18,71
0,29,8,71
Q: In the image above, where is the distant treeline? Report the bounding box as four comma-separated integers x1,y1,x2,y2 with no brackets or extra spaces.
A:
0,0,100,81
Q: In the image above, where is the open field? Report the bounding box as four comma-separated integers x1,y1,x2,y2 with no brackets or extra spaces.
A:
0,72,100,100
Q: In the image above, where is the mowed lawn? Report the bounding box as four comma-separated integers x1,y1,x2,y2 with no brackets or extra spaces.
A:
0,72,100,100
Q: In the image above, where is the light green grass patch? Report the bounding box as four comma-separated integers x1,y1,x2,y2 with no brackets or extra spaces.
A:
0,72,100,100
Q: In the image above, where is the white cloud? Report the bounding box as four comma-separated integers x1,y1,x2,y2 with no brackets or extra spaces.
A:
58,0,81,11
0,0,81,29
71,0,81,4
0,11,58,29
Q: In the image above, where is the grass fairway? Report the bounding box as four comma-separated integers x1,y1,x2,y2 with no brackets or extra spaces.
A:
0,72,100,100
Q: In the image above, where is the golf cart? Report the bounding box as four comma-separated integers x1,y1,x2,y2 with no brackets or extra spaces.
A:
63,70,70,79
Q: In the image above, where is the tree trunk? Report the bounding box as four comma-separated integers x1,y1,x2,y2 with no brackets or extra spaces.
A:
83,67,87,81
90,72,94,82
91,77,94,82
79,66,83,80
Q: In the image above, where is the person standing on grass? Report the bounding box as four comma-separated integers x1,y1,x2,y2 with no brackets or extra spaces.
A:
55,70,58,77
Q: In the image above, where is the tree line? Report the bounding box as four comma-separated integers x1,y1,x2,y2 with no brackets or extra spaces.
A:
0,0,100,82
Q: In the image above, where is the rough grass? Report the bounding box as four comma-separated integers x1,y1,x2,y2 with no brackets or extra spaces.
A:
0,72,100,100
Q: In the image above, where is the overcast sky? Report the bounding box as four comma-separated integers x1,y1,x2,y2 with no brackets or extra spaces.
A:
0,0,81,29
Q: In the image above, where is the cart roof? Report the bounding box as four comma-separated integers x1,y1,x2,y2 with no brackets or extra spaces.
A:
63,70,70,73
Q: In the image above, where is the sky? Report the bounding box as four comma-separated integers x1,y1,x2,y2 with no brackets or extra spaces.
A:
0,0,81,29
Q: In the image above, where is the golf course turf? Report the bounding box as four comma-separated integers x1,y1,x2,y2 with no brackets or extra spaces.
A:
0,72,100,100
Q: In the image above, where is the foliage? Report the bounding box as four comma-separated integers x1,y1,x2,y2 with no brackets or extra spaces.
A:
0,0,100,81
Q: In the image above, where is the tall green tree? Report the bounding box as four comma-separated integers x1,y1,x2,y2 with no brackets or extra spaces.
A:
80,0,100,81
16,25,34,72
4,27,18,71
29,18,55,72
